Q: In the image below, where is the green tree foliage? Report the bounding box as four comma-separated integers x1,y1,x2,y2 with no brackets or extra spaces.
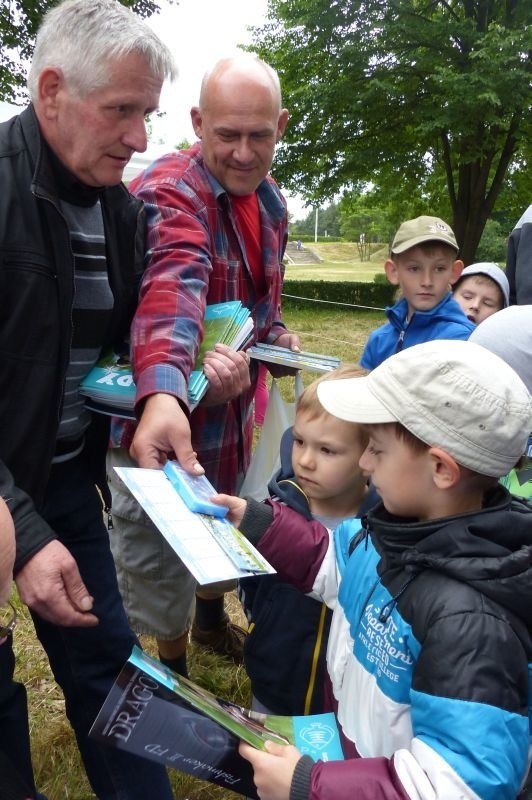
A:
0,0,166,104
293,202,342,236
338,193,398,244
250,0,531,263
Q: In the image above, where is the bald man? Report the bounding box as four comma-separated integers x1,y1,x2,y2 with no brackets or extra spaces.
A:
109,54,300,676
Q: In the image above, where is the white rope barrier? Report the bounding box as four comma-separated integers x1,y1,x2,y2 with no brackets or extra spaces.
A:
281,292,387,313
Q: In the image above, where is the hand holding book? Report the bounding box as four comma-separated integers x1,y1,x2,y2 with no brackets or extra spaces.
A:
90,647,344,797
199,343,253,407
80,301,254,417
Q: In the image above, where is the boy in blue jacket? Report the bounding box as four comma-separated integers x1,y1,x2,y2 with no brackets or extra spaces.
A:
216,340,532,800
240,365,378,716
360,215,474,368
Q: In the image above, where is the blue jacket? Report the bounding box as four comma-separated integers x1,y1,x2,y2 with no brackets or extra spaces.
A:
239,427,378,715
360,292,474,369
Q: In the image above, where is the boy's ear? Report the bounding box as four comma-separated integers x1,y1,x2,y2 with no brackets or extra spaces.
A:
428,447,461,489
384,258,400,285
450,259,465,284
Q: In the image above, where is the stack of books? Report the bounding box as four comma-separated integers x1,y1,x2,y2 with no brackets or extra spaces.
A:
78,350,136,419
79,301,254,416
188,300,253,404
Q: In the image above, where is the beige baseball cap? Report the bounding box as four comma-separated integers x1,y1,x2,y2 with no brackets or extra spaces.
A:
317,340,532,477
391,216,458,254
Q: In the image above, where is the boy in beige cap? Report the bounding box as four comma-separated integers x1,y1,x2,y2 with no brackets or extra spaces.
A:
215,339,532,800
360,215,474,368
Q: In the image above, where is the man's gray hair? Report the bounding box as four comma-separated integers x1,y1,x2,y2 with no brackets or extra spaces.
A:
28,0,177,100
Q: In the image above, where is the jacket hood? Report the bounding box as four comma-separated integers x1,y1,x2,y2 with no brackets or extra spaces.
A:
268,427,313,519
365,486,532,627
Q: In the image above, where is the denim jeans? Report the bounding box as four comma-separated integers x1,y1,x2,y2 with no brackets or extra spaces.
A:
29,451,174,800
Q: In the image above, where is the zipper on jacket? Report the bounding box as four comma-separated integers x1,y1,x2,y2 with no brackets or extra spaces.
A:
32,187,75,421
396,328,406,353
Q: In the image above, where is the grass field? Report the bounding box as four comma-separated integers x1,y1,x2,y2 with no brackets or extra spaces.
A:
285,241,388,283
13,303,385,799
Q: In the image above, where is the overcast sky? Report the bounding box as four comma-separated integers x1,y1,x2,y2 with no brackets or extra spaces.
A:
146,0,269,146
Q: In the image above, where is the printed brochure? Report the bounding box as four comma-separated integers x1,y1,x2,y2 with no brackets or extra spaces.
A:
188,300,254,405
247,343,341,373
113,466,275,585
79,350,136,419
90,647,344,798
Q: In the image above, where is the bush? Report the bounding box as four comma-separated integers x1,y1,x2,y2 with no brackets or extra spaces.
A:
288,234,343,243
282,279,395,311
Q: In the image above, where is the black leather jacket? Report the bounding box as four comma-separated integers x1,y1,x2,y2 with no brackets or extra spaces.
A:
0,105,144,571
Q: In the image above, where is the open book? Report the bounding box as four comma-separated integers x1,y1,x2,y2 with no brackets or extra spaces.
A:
90,647,344,798
113,465,275,585
79,301,254,416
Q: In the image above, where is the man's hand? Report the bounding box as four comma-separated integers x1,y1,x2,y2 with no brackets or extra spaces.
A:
273,332,301,352
130,393,204,475
212,493,247,528
267,331,302,378
201,343,251,406
238,740,301,800
15,540,97,627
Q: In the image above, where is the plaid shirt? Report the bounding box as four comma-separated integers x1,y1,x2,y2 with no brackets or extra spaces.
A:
112,143,288,493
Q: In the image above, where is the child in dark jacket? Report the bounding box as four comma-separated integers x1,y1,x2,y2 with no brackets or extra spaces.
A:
240,366,377,716
216,339,532,800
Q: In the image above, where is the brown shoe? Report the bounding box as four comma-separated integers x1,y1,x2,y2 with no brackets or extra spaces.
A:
191,614,246,663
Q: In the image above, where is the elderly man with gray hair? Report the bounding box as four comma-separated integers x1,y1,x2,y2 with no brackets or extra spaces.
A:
0,1,177,797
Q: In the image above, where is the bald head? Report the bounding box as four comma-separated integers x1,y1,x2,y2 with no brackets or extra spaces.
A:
199,54,283,113
191,54,288,196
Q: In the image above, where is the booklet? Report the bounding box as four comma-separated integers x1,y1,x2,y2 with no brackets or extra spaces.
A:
90,647,344,798
79,350,136,418
79,301,254,417
113,466,275,585
247,343,341,373
188,300,254,405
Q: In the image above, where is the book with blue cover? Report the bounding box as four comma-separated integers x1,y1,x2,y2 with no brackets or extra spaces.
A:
79,350,136,418
90,646,344,798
